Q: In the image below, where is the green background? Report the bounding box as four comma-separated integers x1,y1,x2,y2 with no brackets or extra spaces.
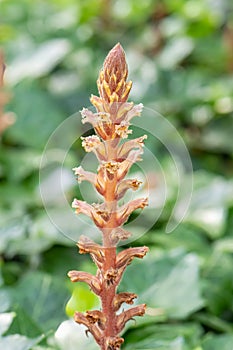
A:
0,0,233,349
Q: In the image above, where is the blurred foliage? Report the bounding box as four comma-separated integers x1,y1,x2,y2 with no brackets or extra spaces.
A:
0,0,233,349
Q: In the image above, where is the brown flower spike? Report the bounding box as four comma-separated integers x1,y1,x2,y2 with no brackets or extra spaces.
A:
68,43,149,350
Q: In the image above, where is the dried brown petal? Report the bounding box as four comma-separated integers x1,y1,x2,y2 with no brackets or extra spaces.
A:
85,310,106,330
106,336,124,350
68,270,102,295
72,199,107,227
74,312,102,342
78,235,105,268
113,292,137,311
117,197,148,225
116,304,146,332
104,267,118,286
116,246,149,269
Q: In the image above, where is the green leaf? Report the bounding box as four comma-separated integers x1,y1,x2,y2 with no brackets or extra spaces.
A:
184,172,233,238
142,223,210,256
202,334,233,350
199,116,233,154
202,252,233,316
121,249,204,319
0,313,15,336
7,39,71,83
0,334,43,350
1,213,71,256
6,81,66,149
0,290,11,312
124,322,203,349
158,37,194,69
125,336,184,350
6,306,43,338
8,271,70,332
65,284,99,317
0,148,41,182
194,313,233,333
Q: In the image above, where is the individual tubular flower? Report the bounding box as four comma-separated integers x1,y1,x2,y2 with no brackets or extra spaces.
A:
68,271,102,295
113,292,137,311
77,235,105,268
116,246,149,269
106,336,124,350
72,166,97,184
68,43,149,350
116,197,148,226
74,312,102,344
115,121,132,138
116,178,142,200
81,135,101,152
117,135,147,160
72,199,108,227
116,304,146,333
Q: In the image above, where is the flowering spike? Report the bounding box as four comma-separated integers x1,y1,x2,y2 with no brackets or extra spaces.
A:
68,44,149,350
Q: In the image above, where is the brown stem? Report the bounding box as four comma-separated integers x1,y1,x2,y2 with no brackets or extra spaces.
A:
100,139,119,349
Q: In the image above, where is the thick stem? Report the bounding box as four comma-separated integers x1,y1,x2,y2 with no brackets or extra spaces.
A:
100,247,117,350
100,139,119,349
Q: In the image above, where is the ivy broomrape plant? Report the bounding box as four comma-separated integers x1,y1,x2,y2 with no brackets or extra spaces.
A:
68,43,149,350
